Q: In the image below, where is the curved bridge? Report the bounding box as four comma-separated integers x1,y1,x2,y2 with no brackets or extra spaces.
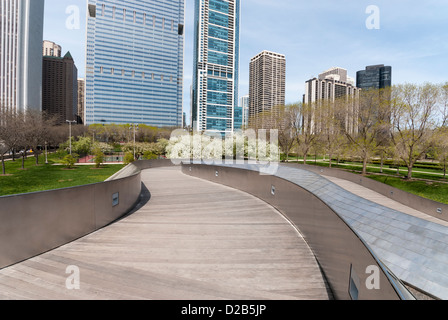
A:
1,161,447,299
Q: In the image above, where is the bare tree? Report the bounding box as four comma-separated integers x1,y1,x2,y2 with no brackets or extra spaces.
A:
390,83,440,179
339,88,390,175
440,82,448,127
297,102,318,164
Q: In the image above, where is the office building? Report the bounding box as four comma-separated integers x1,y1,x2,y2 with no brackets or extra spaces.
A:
249,50,286,125
191,0,240,134
42,52,78,124
0,0,45,114
43,40,62,58
85,0,185,127
77,78,85,124
304,67,360,134
240,94,249,128
356,65,392,90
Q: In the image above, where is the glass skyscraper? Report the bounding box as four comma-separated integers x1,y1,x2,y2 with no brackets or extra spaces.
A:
356,65,392,90
192,0,240,134
0,0,45,114
85,0,185,127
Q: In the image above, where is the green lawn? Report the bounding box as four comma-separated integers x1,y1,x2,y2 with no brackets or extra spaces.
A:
367,175,448,205
0,154,124,197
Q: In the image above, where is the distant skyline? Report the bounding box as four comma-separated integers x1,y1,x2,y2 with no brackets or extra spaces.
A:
43,0,448,124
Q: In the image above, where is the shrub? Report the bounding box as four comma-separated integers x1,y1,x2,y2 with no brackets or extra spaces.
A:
93,148,105,168
61,154,78,169
123,152,135,165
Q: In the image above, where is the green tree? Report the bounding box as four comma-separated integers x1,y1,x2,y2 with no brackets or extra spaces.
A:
61,154,78,169
93,148,105,168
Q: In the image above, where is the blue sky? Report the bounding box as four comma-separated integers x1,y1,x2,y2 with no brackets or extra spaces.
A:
43,0,448,123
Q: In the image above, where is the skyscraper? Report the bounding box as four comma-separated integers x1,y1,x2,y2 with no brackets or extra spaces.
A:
240,94,249,128
43,40,62,58
77,78,85,124
85,0,185,127
249,50,286,122
192,0,240,134
0,0,45,114
42,52,78,124
356,65,392,90
304,67,360,134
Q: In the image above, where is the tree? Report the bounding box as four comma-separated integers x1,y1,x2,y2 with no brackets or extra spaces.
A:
93,147,105,168
338,88,390,175
297,102,318,164
0,111,23,175
389,83,440,179
433,127,448,178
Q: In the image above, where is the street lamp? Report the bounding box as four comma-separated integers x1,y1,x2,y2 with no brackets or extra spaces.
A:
66,120,77,155
129,124,139,160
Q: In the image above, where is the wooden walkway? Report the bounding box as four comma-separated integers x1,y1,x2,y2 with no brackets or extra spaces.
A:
0,167,331,300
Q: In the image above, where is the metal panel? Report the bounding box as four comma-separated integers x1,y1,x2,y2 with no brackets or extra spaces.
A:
182,163,414,300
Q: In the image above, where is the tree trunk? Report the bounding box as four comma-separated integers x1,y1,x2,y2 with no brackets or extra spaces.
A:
407,166,413,180
328,152,332,168
363,156,368,175
303,153,307,165
35,150,39,166
22,153,25,170
380,152,384,174
1,154,5,175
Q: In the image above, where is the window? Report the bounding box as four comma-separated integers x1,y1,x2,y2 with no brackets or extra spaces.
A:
88,4,96,18
178,24,184,35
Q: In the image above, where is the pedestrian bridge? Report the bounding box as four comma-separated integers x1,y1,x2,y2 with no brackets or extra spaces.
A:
0,161,447,300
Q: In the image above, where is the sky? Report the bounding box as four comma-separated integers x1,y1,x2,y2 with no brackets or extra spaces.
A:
43,0,448,123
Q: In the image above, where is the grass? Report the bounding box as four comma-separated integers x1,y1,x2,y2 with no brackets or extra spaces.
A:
0,153,124,197
367,175,448,205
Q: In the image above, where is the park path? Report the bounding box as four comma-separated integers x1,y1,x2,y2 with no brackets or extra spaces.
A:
0,167,331,300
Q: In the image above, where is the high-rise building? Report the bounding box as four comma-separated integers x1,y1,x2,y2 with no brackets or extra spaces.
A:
249,50,286,123
192,0,240,134
356,65,392,90
240,94,249,128
0,0,45,114
304,67,360,134
43,40,62,58
42,52,78,124
77,78,85,124
85,0,185,127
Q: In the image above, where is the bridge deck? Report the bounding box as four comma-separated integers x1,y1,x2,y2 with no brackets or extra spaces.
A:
0,167,331,300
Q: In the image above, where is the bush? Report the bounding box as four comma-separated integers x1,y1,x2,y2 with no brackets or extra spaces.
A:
123,152,135,165
93,148,105,168
143,151,158,160
61,154,78,169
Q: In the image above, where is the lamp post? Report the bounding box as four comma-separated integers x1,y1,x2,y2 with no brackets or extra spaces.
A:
129,124,139,160
66,120,77,155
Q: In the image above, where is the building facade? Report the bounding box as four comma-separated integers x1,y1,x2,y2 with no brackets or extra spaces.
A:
240,94,249,128
43,40,62,58
249,50,286,124
356,64,392,90
77,78,85,124
42,52,78,124
192,0,240,134
303,67,360,134
0,0,45,114
85,0,185,127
